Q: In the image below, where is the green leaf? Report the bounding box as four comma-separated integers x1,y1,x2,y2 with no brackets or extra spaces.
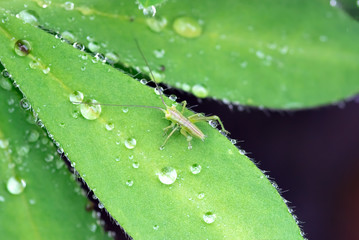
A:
0,10,303,239
0,75,110,238
2,0,359,109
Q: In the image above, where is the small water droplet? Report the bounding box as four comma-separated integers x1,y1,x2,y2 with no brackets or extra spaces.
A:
73,42,85,51
16,10,39,25
72,110,80,119
42,67,51,74
146,16,167,32
105,52,120,64
173,16,202,38
122,107,129,113
7,176,26,195
0,196,5,202
181,83,191,91
125,138,137,149
192,84,208,98
88,41,100,52
157,167,177,185
64,1,74,10
169,94,177,101
140,79,148,85
28,130,40,142
132,162,139,168
44,154,54,162
14,40,31,56
203,212,216,224
16,145,30,156
153,225,159,230
138,3,156,16
0,138,9,149
69,90,84,104
154,86,163,95
105,122,114,131
80,99,102,120
208,120,218,128
126,180,134,187
197,192,205,199
29,60,41,70
230,139,237,144
20,98,31,110
61,31,77,42
190,164,202,174
0,76,12,91
153,49,165,58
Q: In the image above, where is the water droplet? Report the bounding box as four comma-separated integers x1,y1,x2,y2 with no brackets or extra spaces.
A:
16,10,39,25
153,49,165,58
72,110,80,119
7,176,26,195
169,94,177,101
88,41,100,52
192,84,208,98
105,52,120,64
28,130,40,142
154,86,163,95
14,40,31,56
126,180,134,186
93,53,106,63
105,122,114,131
0,75,12,91
203,212,216,224
69,91,84,104
29,60,41,70
64,1,75,10
73,42,85,51
0,138,9,149
138,3,156,16
122,107,129,113
16,145,30,156
0,196,5,202
190,164,202,174
132,162,139,168
146,16,167,32
20,98,31,110
173,16,202,38
208,120,218,128
140,79,148,85
230,139,237,144
61,31,77,42
157,167,177,185
125,138,137,149
197,192,205,199
42,67,51,74
80,99,102,120
44,154,54,162
153,225,159,230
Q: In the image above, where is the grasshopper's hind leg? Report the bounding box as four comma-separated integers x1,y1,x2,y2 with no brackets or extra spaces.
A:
188,114,230,135
161,124,179,149
180,127,193,150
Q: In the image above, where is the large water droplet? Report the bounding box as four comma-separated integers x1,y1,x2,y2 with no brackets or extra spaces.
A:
146,16,167,32
125,138,137,149
173,16,202,38
69,90,84,104
64,1,75,10
80,99,101,120
157,167,177,185
203,212,216,224
17,10,39,25
190,164,202,174
7,176,26,195
0,75,12,91
14,40,31,56
192,84,208,98
61,31,77,42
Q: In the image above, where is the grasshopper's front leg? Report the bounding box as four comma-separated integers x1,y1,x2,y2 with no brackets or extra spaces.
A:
188,114,230,135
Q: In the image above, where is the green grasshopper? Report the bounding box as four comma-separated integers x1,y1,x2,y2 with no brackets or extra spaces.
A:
82,40,229,149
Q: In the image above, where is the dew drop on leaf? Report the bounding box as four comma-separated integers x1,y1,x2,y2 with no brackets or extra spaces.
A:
0,138,9,149
146,16,167,32
61,31,77,42
88,41,100,52
125,138,137,149
126,180,134,187
69,90,84,104
173,16,203,38
80,99,101,120
190,164,202,174
7,176,26,195
203,212,216,224
64,1,75,11
105,122,114,131
14,40,31,56
16,10,39,25
132,162,139,169
28,129,40,142
157,167,177,185
192,84,208,98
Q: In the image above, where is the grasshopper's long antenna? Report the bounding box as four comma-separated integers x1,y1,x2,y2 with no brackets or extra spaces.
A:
134,38,167,107
74,102,164,111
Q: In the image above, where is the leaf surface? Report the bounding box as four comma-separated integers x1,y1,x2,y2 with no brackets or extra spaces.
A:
0,10,303,239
